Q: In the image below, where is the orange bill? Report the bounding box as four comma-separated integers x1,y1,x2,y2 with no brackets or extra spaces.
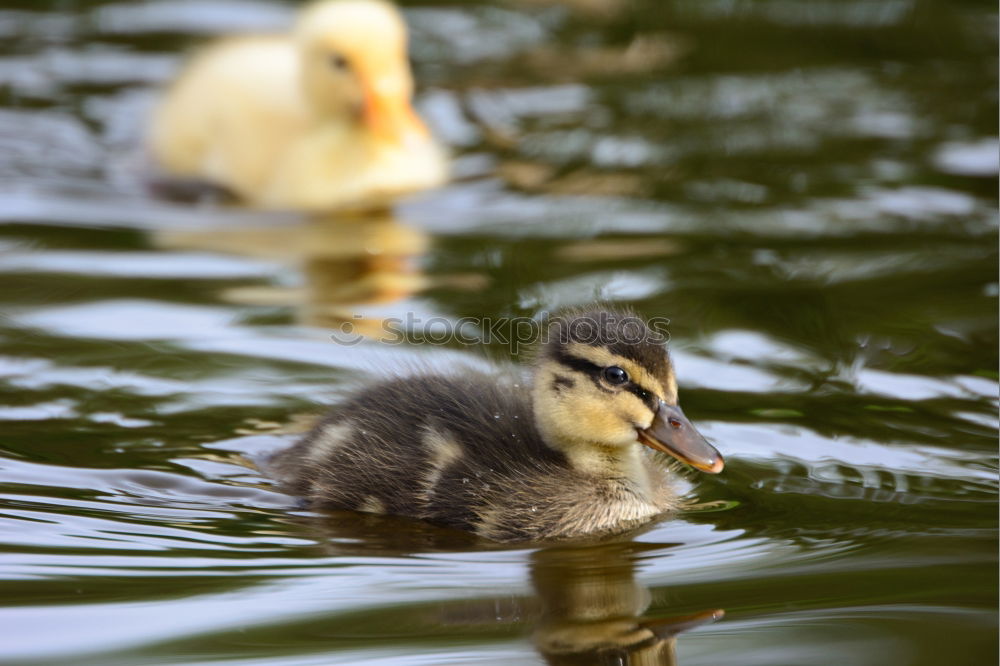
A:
361,81,428,145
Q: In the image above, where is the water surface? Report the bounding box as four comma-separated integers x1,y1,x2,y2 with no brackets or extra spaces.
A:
0,1,997,664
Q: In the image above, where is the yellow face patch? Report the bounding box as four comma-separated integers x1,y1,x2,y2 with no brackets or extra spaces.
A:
533,360,656,450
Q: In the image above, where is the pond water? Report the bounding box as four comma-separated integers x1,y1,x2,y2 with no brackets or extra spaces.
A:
0,1,997,664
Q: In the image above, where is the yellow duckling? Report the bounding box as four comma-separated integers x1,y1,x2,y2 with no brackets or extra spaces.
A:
269,308,724,542
149,0,447,210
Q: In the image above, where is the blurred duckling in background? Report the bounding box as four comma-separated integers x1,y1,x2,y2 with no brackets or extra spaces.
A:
269,308,724,542
149,0,447,211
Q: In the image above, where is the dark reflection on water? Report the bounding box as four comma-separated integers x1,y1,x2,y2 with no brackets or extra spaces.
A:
529,543,723,665
0,0,997,664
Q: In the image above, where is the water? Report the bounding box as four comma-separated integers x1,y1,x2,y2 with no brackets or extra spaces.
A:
0,1,996,664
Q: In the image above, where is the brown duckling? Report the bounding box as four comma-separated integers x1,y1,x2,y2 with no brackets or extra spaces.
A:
268,308,723,542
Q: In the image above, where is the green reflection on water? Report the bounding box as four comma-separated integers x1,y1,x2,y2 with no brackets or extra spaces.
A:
0,0,996,664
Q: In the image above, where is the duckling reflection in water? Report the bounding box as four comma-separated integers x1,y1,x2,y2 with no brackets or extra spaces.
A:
269,308,724,542
531,544,723,665
156,212,462,338
270,513,722,664
149,0,446,210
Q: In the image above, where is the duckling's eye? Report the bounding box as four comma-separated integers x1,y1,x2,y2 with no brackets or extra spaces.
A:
603,366,629,385
329,53,350,71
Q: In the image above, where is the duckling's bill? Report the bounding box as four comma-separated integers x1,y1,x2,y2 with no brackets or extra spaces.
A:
637,402,724,474
362,79,428,145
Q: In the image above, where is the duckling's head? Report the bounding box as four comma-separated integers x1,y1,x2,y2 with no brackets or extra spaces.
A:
295,0,428,145
532,309,723,475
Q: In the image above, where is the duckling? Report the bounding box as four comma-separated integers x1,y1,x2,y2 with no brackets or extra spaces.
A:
148,0,447,211
268,308,723,542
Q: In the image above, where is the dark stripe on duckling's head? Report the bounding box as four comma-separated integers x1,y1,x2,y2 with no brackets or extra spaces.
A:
548,310,667,366
625,382,659,412
550,374,576,394
539,308,677,409
549,346,614,394
542,308,671,379
549,343,662,409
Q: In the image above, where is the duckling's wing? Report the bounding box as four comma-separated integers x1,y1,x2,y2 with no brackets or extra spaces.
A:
267,373,554,532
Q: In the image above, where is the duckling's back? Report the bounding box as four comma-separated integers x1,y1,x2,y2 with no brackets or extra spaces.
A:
149,36,310,199
268,372,673,542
